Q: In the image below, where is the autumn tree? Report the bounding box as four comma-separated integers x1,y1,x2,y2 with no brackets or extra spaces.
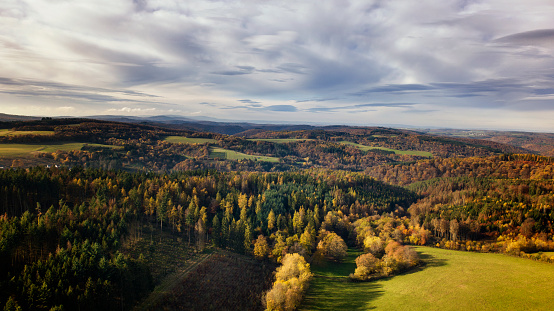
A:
267,209,276,233
253,235,269,260
263,253,312,311
317,231,347,261
352,253,380,280
363,235,384,257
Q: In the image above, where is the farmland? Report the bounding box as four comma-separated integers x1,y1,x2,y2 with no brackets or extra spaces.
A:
301,247,554,310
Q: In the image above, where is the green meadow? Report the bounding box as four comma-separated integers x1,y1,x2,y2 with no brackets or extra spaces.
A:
339,141,433,157
163,136,217,144
209,147,279,162
0,143,119,157
0,129,55,136
301,247,554,311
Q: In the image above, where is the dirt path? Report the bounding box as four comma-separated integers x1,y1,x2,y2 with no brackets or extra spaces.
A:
133,251,214,311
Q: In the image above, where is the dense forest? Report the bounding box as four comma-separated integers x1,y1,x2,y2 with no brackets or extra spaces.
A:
1,118,554,310
0,166,416,310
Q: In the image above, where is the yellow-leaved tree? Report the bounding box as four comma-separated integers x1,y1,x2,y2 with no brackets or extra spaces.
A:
263,253,313,311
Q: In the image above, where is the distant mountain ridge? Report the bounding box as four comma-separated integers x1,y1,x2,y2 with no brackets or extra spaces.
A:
88,114,318,135
0,113,41,121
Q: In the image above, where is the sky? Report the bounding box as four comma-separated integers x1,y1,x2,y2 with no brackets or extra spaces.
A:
1,0,554,131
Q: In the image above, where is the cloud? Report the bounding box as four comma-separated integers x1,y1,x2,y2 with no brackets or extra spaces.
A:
307,102,416,113
494,29,554,47
107,107,157,113
0,77,162,103
264,105,297,112
2,0,554,130
198,102,217,107
238,99,261,104
351,84,436,96
212,66,255,76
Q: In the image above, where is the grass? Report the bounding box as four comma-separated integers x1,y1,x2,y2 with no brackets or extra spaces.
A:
0,129,55,136
209,147,280,162
0,142,119,157
163,136,217,144
301,246,554,310
301,248,372,311
339,141,433,157
247,138,314,143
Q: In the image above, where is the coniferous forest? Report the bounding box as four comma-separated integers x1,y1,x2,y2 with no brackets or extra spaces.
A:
1,118,554,310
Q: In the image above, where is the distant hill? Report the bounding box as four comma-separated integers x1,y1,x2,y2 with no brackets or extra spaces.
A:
0,113,41,121
422,128,554,156
89,114,317,135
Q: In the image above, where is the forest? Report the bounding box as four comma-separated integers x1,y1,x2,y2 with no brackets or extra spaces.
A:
1,118,554,310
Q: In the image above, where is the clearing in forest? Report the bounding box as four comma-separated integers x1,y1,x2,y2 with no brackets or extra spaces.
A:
152,250,276,311
339,141,432,157
0,129,55,136
301,246,554,311
209,147,280,162
0,142,119,157
163,136,217,144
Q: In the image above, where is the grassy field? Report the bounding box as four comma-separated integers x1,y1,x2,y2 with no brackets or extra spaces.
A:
163,136,217,144
0,142,119,157
0,129,55,136
247,138,314,143
301,247,554,311
209,147,279,162
339,141,433,157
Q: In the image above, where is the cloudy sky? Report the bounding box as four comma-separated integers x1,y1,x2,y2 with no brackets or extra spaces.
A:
2,0,554,131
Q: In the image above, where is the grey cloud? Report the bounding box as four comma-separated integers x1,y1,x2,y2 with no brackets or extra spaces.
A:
264,105,297,112
0,77,164,105
276,63,308,75
495,29,554,47
307,102,415,113
0,77,159,97
238,99,261,104
296,97,340,103
221,104,297,112
351,84,436,96
431,79,526,94
4,0,554,130
533,88,554,95
212,66,255,76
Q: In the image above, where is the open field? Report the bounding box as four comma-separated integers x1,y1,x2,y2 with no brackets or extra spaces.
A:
301,247,554,311
339,141,433,157
247,138,314,143
0,129,55,136
163,136,217,144
209,147,280,162
0,142,119,157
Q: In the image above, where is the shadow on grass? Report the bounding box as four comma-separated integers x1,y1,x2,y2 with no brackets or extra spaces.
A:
301,276,384,311
300,248,448,310
416,250,448,268
301,249,383,310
